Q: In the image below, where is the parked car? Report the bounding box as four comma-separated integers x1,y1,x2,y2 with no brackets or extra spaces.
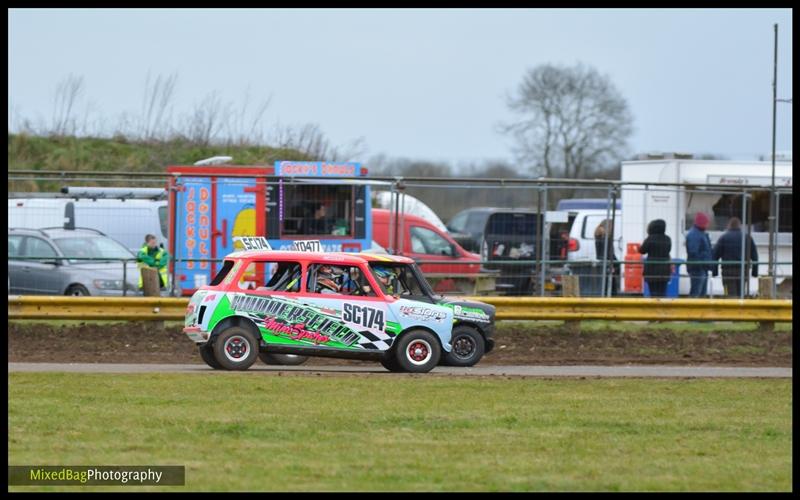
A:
561,209,622,297
8,197,169,254
183,240,497,373
372,209,481,293
8,227,140,296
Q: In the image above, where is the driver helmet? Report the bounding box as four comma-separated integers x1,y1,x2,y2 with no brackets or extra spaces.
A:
317,265,344,292
372,265,393,283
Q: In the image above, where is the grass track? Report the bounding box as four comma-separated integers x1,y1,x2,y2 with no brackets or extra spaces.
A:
8,373,792,492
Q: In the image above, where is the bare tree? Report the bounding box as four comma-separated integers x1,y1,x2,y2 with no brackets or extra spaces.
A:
220,87,273,147
140,72,178,141
501,63,633,179
183,91,228,146
50,74,85,136
270,122,367,161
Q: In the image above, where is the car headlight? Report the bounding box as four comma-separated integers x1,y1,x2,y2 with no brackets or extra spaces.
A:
93,279,124,290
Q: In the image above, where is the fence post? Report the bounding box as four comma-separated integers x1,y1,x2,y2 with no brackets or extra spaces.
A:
600,185,612,297
739,191,747,299
141,267,160,297
773,191,780,298
607,187,618,297
122,259,128,297
540,185,547,297
561,274,581,335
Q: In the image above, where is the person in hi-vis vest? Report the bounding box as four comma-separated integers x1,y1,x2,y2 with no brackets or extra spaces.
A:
137,234,169,289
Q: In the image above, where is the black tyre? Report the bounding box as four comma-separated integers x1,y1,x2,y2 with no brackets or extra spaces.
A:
394,329,441,373
199,343,223,369
66,284,90,296
212,326,259,371
379,354,404,372
258,352,309,366
443,325,485,367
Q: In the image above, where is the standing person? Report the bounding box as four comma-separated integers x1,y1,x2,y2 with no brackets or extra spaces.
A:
638,219,672,297
685,212,717,297
594,219,619,296
712,217,758,298
137,234,169,290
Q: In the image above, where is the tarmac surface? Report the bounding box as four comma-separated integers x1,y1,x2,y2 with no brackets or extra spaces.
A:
7,362,792,378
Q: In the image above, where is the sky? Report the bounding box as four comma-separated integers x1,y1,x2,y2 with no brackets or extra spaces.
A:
8,8,794,166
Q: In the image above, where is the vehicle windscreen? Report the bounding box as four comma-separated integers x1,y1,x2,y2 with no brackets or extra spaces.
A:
53,236,134,263
368,263,428,297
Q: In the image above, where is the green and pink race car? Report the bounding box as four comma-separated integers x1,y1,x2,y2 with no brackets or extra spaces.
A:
184,238,495,373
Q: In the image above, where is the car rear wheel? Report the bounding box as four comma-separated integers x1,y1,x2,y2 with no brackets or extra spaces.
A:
443,325,485,367
212,326,259,371
199,343,223,369
66,285,90,296
258,353,309,366
394,329,441,373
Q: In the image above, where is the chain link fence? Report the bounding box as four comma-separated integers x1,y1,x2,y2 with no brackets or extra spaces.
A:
8,169,792,299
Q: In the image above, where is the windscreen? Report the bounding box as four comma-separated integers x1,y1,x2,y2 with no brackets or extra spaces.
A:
53,236,134,263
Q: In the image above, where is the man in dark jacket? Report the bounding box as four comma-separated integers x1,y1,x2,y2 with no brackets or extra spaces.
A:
685,212,717,298
638,219,672,297
712,217,758,298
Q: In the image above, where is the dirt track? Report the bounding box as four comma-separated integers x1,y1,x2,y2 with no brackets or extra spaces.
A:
8,321,792,367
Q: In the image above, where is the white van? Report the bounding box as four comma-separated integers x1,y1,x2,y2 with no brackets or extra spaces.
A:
564,209,622,263
8,198,169,253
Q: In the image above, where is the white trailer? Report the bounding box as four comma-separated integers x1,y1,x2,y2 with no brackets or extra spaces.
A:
620,159,792,297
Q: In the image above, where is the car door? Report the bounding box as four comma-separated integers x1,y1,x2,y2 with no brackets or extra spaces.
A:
21,236,64,294
301,261,395,352
8,235,26,294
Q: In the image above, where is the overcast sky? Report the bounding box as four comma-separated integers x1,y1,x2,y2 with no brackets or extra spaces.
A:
8,8,793,166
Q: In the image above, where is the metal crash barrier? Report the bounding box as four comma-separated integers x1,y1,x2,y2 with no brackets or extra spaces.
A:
7,295,792,323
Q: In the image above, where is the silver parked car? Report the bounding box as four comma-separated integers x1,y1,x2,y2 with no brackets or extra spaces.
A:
8,227,141,296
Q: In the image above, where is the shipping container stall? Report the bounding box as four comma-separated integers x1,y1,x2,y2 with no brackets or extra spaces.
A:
167,161,371,295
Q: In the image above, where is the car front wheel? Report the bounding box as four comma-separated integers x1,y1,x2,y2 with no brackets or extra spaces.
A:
442,325,485,367
212,326,259,371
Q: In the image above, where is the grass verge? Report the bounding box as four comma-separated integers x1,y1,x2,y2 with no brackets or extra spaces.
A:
8,373,792,492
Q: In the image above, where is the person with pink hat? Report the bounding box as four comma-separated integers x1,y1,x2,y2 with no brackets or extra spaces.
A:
685,212,716,297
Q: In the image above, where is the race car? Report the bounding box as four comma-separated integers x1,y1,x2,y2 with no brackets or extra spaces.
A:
183,238,496,373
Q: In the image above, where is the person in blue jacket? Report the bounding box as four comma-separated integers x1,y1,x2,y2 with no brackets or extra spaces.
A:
712,217,758,298
685,212,717,298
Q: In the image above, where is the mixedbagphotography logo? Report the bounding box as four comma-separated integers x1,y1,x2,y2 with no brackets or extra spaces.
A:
8,466,185,486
